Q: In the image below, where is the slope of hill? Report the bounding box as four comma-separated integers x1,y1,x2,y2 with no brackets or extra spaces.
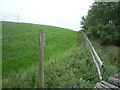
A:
2,21,76,78
2,22,118,88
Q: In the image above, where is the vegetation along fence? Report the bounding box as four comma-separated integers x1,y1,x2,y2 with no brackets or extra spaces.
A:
81,30,104,80
37,29,104,88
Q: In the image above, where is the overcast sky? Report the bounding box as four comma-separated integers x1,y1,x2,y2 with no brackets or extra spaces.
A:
0,0,94,31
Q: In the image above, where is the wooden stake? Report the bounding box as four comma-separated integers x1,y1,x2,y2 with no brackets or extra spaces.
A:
38,29,44,88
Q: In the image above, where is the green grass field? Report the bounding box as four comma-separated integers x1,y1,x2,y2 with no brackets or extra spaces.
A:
2,21,76,78
2,21,118,88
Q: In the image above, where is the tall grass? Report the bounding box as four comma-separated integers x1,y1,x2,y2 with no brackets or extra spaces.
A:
89,40,119,80
3,32,100,88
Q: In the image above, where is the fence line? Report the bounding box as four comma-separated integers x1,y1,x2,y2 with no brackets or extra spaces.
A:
82,31,104,80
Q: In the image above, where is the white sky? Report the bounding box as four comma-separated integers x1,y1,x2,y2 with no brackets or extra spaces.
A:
0,0,94,31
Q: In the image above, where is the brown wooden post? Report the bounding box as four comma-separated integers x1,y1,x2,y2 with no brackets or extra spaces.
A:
38,29,44,88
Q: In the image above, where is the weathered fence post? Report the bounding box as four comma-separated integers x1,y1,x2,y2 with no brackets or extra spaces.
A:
38,29,44,88
82,31,104,80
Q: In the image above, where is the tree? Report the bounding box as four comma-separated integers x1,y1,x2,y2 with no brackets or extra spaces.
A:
81,2,120,46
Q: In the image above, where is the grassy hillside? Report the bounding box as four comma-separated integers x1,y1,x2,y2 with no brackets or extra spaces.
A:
2,21,76,78
2,22,118,88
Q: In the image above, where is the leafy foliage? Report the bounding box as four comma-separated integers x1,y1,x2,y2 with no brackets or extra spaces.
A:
81,2,120,46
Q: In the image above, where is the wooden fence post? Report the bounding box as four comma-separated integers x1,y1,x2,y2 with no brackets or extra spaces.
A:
38,29,44,88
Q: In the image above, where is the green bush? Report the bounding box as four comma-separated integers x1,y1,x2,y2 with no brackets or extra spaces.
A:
86,24,117,45
81,2,120,46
